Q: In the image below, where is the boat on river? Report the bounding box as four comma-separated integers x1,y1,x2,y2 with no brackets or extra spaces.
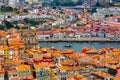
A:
64,44,72,47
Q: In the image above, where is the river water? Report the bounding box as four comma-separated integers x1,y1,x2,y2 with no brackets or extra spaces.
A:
39,42,120,52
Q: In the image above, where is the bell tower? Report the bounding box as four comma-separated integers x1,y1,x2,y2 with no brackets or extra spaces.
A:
19,26,39,49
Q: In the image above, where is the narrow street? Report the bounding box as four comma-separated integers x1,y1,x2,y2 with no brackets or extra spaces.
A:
30,64,36,79
4,68,9,80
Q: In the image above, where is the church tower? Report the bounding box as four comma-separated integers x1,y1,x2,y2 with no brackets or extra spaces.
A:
19,26,39,50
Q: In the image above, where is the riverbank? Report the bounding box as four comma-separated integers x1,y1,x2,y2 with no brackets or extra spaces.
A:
39,41,120,52
38,38,120,42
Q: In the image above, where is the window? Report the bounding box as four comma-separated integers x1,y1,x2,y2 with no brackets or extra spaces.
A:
9,75,11,77
118,18,120,22
28,70,31,73
13,74,17,77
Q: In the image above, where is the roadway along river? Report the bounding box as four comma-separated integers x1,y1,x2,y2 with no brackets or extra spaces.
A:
39,42,120,52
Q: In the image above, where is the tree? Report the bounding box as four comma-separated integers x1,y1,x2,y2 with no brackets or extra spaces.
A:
16,11,19,14
23,9,28,13
0,25,6,30
88,7,97,14
5,6,13,12
13,21,18,27
0,6,13,12
95,1,101,7
76,0,84,5
113,0,120,2
4,20,14,29
0,6,6,12
14,8,18,12
51,0,80,6
24,18,30,24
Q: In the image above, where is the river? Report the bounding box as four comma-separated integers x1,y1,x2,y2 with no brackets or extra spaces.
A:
39,42,120,52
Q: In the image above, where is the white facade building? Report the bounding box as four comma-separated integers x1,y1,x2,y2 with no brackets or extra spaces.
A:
8,0,19,7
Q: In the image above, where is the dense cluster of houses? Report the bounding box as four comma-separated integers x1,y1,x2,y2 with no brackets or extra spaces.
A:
0,39,120,80
36,15,120,40
0,0,120,80
0,6,120,42
0,27,119,80
0,24,118,80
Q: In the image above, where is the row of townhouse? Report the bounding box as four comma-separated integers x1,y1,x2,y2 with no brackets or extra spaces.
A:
11,14,52,21
36,30,120,40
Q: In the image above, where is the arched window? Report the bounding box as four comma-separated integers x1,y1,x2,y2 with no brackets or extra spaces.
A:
28,39,30,44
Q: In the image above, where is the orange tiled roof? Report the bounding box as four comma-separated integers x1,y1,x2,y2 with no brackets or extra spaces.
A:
96,62,105,67
0,30,8,37
62,50,74,54
52,52,61,57
74,74,86,80
86,49,98,54
59,60,74,66
67,78,74,80
67,52,80,59
8,69,17,75
41,48,49,52
0,68,4,73
59,66,69,71
109,60,119,64
34,63,47,71
17,64,30,72
114,78,120,80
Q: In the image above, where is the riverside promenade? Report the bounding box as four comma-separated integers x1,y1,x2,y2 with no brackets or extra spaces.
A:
38,38,120,42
